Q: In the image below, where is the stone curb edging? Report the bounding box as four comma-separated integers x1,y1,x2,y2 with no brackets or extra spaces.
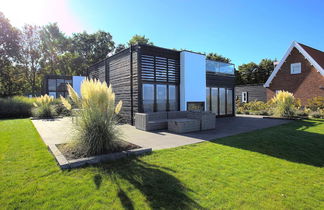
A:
48,144,152,170
236,114,301,120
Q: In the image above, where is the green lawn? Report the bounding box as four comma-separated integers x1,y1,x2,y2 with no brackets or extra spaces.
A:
0,119,323,209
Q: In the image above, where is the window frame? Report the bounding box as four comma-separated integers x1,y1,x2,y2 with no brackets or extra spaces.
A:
142,83,179,112
242,92,248,103
290,62,301,74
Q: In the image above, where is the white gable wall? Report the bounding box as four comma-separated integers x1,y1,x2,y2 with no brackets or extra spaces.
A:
180,51,206,111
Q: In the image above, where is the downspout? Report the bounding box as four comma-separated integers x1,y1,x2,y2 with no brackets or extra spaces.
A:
130,45,134,125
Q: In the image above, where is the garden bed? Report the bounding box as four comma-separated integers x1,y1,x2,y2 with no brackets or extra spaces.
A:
57,140,140,160
48,141,152,170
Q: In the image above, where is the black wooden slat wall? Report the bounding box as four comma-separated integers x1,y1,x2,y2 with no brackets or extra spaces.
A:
88,49,138,124
89,60,106,82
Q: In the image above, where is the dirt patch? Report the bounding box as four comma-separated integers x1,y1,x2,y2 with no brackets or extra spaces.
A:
57,140,141,160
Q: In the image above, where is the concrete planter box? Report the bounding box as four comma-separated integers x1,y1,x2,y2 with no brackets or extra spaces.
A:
48,144,152,170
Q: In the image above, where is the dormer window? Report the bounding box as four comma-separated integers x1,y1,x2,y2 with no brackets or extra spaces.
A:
291,63,301,74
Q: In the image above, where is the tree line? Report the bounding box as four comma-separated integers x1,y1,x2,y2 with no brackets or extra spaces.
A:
0,12,154,97
0,11,275,97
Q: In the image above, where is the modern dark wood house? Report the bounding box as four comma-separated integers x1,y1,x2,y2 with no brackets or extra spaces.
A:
264,41,324,105
88,44,235,124
43,75,86,98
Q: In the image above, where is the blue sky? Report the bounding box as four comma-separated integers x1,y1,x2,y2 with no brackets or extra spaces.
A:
2,0,324,66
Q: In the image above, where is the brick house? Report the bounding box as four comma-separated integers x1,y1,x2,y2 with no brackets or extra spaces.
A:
264,41,324,105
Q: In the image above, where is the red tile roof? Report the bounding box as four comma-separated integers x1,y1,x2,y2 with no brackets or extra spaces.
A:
298,42,324,70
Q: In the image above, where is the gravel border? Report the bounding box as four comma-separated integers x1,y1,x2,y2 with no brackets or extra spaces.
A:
48,144,152,170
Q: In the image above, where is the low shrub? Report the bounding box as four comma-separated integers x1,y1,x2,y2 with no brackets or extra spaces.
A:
0,96,35,118
243,101,270,111
309,109,324,119
250,110,271,116
61,79,123,156
270,91,296,118
294,109,309,117
53,99,71,116
235,100,270,116
306,96,324,111
32,95,57,118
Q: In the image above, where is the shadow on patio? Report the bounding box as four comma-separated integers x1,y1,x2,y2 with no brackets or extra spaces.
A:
211,119,324,167
95,158,201,210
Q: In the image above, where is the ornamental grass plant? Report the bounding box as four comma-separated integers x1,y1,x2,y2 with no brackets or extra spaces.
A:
61,79,123,156
270,91,296,118
32,94,57,118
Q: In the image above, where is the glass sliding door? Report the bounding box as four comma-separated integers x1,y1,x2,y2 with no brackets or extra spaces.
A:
206,86,234,116
143,84,154,112
211,88,218,114
169,85,178,111
227,88,233,115
206,88,210,112
142,83,179,113
219,88,226,115
156,84,167,111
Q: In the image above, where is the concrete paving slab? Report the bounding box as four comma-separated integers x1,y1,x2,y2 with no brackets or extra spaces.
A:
32,116,290,150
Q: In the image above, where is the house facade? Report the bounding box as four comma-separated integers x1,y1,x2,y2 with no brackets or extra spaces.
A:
235,84,267,103
264,41,324,105
88,44,235,124
43,75,86,98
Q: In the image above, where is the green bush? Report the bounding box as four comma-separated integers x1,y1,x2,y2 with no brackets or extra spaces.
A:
0,96,35,118
236,100,270,115
32,95,57,119
309,109,324,119
306,96,324,111
61,79,123,156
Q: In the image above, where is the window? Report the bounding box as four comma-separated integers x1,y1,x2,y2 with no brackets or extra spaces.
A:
156,84,167,111
227,89,233,115
48,79,56,91
291,63,301,74
143,84,154,112
142,83,179,112
48,92,56,98
169,85,178,111
206,88,211,111
219,88,226,115
242,92,248,103
211,88,218,114
57,79,66,91
207,86,234,116
47,78,73,98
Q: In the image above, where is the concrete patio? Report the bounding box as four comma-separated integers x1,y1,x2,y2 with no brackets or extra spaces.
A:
32,116,290,150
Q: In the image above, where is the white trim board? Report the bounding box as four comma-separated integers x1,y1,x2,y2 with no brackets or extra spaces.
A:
264,41,324,87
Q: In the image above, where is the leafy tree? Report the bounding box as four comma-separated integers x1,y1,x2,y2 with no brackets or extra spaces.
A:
115,44,126,53
72,31,114,68
128,34,153,46
258,58,275,83
0,11,21,96
40,23,69,75
0,65,26,96
237,62,258,85
236,59,276,85
56,52,85,76
206,53,231,63
19,25,43,96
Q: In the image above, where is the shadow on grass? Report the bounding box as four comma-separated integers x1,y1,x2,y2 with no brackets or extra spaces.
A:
96,158,202,209
212,119,324,167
